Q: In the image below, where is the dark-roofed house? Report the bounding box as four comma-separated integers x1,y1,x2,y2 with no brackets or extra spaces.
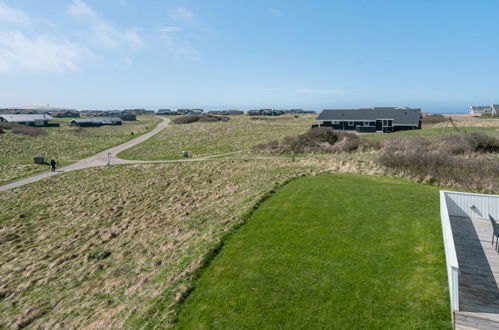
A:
70,117,122,127
315,107,422,133
51,111,80,118
0,114,60,127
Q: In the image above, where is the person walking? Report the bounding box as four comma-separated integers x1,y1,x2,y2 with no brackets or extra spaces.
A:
49,159,57,172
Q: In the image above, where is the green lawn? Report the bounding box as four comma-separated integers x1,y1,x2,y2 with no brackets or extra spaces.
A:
363,125,498,141
177,174,451,329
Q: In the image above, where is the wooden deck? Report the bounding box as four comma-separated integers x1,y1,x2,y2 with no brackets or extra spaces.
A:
450,216,499,329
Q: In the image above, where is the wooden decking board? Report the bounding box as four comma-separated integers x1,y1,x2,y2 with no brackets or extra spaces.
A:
450,216,499,329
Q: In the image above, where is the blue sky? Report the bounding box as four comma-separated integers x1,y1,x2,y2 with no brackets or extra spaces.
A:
0,0,498,112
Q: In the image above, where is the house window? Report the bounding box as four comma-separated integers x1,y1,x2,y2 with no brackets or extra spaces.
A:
364,121,369,126
348,121,354,126
332,121,339,124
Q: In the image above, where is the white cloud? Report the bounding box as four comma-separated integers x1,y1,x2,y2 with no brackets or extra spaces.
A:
170,7,194,22
0,30,94,73
67,0,145,50
0,2,31,26
157,28,198,59
67,0,96,19
296,89,342,94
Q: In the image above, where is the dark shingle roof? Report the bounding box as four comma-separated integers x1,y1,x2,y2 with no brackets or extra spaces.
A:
317,108,421,125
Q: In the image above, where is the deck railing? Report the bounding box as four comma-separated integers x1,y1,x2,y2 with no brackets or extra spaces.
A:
439,191,460,319
440,190,499,323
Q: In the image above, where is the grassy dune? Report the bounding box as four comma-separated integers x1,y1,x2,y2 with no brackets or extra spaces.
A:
0,159,328,328
118,115,316,160
0,115,160,185
363,125,499,141
177,174,451,329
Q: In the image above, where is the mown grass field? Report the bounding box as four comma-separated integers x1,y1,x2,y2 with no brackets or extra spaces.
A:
0,115,160,184
118,115,316,160
177,174,451,329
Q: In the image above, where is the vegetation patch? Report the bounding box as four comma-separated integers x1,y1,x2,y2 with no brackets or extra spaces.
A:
118,115,316,160
0,115,160,184
378,133,499,192
176,174,451,329
172,115,229,124
0,122,47,136
0,159,326,328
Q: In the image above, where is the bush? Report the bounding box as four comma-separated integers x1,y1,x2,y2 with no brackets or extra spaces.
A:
0,122,47,136
172,115,229,124
378,133,499,192
469,132,499,152
422,114,448,124
253,127,364,153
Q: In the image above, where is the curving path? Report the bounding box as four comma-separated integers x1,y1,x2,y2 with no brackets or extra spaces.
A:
0,117,207,192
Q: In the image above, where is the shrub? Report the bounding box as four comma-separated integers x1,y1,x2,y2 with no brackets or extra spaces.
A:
422,114,448,124
378,133,499,192
172,115,229,124
469,132,499,152
0,122,47,136
253,127,364,153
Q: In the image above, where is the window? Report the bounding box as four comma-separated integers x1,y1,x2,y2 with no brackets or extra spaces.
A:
332,121,339,124
348,121,354,126
364,121,369,126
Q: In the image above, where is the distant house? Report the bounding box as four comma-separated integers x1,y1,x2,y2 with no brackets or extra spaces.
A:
177,109,190,115
157,109,177,115
469,105,498,116
207,110,244,115
0,114,60,127
315,107,422,133
247,109,284,116
120,113,136,121
51,111,80,118
126,109,155,115
70,117,122,127
190,109,204,115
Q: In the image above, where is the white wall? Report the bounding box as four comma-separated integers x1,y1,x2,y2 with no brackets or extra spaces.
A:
444,191,499,220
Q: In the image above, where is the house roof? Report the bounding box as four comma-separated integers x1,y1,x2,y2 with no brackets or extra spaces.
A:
317,108,421,125
71,117,122,124
0,114,53,122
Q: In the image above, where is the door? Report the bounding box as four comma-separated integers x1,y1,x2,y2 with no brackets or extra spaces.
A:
376,120,382,131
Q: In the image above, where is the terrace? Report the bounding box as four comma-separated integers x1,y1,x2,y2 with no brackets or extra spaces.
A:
440,191,499,329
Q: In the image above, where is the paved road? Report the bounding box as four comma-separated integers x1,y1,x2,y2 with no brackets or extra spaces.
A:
0,117,190,192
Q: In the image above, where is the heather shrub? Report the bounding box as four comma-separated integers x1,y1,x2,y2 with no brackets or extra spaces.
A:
469,132,499,152
422,114,447,124
0,122,47,136
378,133,499,192
173,115,229,124
253,127,364,153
